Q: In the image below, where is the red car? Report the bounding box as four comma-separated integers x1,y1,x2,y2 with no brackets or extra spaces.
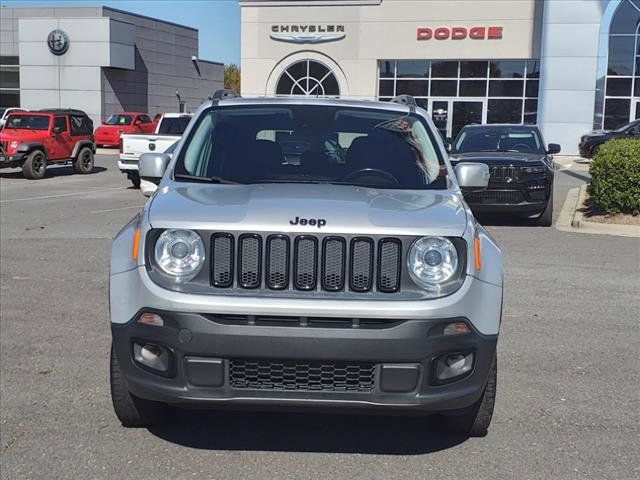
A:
0,109,95,179
94,112,154,148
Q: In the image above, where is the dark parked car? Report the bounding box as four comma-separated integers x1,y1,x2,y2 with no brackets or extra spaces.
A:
450,124,560,226
578,119,640,158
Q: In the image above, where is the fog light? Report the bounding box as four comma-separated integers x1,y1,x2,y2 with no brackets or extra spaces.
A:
435,352,474,382
443,322,470,335
133,342,170,372
137,312,164,326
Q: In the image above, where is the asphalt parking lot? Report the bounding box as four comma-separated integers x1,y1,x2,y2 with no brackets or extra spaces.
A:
1,154,638,479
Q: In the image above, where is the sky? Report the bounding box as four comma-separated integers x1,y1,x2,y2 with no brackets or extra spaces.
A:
1,0,241,65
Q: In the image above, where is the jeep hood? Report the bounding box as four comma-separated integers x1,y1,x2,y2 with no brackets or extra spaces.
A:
148,183,468,237
0,130,45,142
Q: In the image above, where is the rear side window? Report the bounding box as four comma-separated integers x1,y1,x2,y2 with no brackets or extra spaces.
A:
54,116,68,132
157,116,192,135
69,115,93,135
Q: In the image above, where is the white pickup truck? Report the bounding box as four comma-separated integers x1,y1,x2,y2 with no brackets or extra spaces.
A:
118,113,192,187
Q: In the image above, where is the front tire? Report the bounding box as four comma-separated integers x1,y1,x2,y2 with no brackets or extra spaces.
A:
74,147,94,174
128,171,141,188
110,344,168,428
440,353,497,437
22,150,47,179
537,189,554,227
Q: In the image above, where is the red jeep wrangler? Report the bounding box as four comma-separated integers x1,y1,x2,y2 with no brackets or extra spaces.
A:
0,109,95,179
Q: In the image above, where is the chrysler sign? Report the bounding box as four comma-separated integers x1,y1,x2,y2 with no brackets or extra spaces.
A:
417,26,503,41
271,24,345,44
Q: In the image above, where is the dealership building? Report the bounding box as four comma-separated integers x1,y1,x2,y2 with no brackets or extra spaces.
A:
240,0,640,154
0,5,224,126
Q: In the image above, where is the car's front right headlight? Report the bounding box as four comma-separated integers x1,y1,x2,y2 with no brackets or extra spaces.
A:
408,236,464,297
154,229,205,282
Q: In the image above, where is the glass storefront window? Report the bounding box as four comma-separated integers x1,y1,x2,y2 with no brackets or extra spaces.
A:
460,61,488,78
608,36,636,75
488,99,523,124
459,80,487,97
490,61,525,78
606,77,633,96
609,0,640,34
604,98,631,128
0,67,19,89
489,80,524,97
524,99,538,125
396,60,429,78
598,0,640,128
525,80,540,98
396,79,428,96
526,60,540,78
430,80,457,96
431,61,458,78
379,60,395,78
275,60,340,97
377,59,539,135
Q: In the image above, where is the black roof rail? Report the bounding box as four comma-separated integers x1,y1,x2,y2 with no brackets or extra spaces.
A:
211,89,239,101
38,108,89,116
389,94,417,113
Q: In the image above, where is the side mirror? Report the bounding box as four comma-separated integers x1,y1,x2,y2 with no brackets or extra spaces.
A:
444,139,453,153
546,143,561,155
134,119,142,125
139,153,170,197
455,162,490,190
53,126,63,134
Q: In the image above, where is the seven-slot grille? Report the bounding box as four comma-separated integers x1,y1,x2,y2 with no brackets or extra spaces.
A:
489,165,519,182
210,233,402,293
230,358,376,392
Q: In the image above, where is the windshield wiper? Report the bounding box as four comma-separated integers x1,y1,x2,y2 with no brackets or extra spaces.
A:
174,174,241,184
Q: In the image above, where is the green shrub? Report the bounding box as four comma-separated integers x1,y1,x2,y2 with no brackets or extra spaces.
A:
587,138,640,215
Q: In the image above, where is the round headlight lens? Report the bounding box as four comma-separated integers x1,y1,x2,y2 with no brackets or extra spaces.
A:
154,229,205,280
408,236,459,288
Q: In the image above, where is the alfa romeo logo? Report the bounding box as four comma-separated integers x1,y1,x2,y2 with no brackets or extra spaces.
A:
47,29,69,56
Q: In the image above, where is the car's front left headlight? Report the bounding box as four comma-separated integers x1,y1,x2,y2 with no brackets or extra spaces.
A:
408,236,464,296
154,229,205,281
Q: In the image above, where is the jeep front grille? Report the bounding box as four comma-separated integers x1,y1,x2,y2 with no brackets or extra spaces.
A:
210,233,403,293
230,358,376,392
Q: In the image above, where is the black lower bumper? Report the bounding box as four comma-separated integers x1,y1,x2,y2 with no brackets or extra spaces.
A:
112,310,498,413
0,154,25,169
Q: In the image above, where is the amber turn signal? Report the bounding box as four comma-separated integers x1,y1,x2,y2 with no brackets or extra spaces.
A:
131,227,141,261
474,236,481,270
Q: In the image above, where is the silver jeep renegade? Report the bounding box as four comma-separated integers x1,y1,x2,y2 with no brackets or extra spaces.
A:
109,94,503,437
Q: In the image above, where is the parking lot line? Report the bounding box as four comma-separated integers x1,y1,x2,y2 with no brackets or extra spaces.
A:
0,187,127,204
90,205,144,214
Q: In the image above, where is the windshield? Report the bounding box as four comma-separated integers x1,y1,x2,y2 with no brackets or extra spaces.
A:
4,115,50,130
453,126,543,154
157,116,192,135
104,114,133,126
174,105,445,189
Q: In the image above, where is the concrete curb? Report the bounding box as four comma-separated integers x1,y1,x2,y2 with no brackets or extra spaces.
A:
556,185,640,237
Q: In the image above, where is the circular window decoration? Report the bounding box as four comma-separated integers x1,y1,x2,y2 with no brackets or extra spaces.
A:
276,60,340,97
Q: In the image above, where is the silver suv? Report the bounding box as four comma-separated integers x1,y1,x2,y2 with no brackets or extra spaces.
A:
109,94,503,437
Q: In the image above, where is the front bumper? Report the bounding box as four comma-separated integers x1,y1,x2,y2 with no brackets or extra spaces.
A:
112,310,497,412
578,142,594,158
0,153,25,169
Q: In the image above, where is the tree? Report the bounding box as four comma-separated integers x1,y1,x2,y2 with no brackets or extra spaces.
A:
224,64,241,94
